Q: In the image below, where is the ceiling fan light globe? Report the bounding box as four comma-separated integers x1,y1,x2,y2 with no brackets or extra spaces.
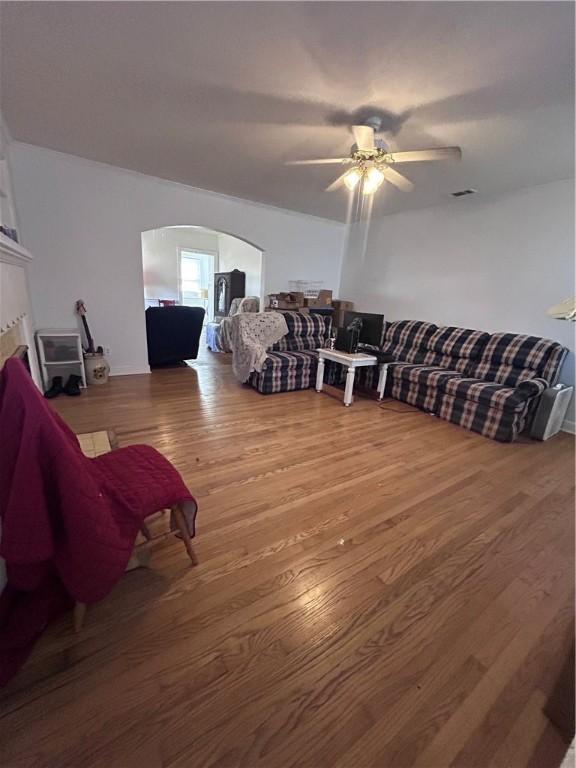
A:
366,166,385,189
343,168,362,191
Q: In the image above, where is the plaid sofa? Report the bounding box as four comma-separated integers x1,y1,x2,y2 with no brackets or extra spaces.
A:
370,320,567,442
249,312,332,394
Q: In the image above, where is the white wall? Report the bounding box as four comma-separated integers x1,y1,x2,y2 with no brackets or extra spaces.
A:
340,179,575,428
10,143,344,374
217,233,262,303
142,227,219,304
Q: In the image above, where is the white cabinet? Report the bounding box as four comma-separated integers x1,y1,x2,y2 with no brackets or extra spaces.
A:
36,329,87,390
0,120,18,239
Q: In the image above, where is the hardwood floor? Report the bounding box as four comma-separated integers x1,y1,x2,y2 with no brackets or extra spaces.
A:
1,348,574,768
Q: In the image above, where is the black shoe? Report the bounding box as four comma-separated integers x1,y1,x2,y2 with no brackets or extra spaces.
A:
44,376,64,399
64,374,82,396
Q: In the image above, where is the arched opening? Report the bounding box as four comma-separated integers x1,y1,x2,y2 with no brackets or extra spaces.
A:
140,225,264,366
141,225,264,318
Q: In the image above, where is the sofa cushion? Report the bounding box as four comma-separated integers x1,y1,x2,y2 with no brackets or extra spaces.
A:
468,333,567,387
436,391,529,443
252,349,319,394
270,312,330,352
262,349,318,371
441,377,534,413
381,320,437,363
422,326,489,373
466,333,566,387
390,363,464,389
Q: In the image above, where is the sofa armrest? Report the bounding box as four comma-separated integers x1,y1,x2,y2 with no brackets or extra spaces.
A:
516,378,548,398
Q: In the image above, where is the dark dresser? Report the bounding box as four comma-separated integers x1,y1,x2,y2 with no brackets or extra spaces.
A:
214,270,245,318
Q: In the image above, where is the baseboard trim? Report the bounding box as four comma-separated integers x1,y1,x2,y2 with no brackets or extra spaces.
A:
561,419,575,435
109,365,151,377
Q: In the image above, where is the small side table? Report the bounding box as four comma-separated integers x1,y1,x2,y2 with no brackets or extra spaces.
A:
316,348,388,406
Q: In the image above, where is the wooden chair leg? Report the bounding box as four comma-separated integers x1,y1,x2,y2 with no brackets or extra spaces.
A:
172,504,198,565
140,521,152,541
74,602,87,633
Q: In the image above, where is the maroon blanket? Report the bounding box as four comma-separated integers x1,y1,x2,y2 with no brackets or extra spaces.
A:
0,358,195,685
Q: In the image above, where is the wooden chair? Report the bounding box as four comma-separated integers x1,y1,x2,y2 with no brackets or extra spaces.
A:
73,431,198,632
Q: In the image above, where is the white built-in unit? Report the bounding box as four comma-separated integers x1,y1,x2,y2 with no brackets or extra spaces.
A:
0,115,42,595
0,119,18,239
36,329,87,390
0,118,41,388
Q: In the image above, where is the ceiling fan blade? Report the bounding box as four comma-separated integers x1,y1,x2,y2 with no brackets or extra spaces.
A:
352,125,375,151
325,172,349,192
285,158,348,166
381,166,415,192
387,147,462,163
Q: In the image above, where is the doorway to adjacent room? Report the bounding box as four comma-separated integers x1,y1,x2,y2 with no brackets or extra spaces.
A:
141,225,263,322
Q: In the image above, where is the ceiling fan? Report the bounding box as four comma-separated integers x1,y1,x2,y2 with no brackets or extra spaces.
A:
286,122,462,195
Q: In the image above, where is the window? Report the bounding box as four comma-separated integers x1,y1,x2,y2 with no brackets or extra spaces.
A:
179,249,214,313
180,253,202,299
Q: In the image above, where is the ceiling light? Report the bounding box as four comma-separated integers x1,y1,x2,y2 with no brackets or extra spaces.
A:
362,166,385,195
343,167,362,191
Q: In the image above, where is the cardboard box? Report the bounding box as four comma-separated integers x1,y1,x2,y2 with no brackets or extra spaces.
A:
267,292,305,310
304,289,333,308
265,306,309,314
289,291,305,306
332,299,354,311
333,309,347,328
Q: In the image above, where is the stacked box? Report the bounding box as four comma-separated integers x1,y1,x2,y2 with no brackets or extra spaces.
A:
333,310,346,328
267,292,305,310
332,299,354,328
304,289,333,308
332,300,354,311
266,306,310,314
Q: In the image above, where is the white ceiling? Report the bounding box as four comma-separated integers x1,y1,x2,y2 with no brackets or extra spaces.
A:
1,2,574,222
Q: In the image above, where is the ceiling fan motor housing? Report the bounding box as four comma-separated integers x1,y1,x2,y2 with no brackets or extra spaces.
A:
364,116,383,132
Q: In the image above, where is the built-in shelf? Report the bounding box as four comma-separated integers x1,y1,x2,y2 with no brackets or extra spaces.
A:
0,231,33,262
44,359,83,366
36,329,87,389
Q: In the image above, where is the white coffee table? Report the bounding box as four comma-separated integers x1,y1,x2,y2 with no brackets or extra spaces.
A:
316,348,388,406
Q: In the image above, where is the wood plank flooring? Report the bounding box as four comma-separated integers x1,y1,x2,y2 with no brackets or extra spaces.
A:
0,347,574,768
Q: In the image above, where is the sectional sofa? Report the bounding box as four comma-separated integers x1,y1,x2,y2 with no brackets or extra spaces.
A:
248,311,331,394
246,312,568,443
368,320,567,442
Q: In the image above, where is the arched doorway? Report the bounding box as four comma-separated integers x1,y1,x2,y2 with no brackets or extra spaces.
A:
141,225,264,319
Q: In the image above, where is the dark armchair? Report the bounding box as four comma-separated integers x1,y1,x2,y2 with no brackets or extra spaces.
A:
146,306,205,366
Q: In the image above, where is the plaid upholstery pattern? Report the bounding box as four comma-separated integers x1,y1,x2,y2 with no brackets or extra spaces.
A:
422,327,489,373
373,322,566,442
442,378,533,413
390,375,441,413
249,350,318,394
541,344,569,385
353,365,379,390
381,320,437,363
385,373,528,442
390,363,466,388
516,377,548,397
250,312,331,394
436,393,529,442
468,333,567,386
270,312,331,352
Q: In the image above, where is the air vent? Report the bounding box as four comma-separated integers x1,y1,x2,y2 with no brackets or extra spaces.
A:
451,189,477,197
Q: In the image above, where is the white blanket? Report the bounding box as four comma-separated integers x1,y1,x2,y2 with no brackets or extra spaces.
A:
231,312,288,382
